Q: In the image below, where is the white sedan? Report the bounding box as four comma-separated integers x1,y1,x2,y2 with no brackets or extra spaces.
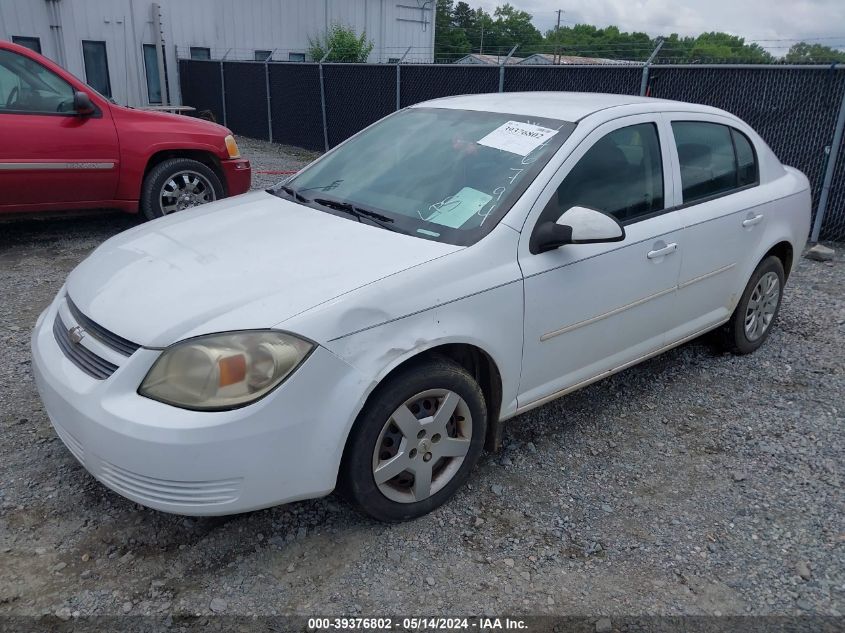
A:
32,93,811,521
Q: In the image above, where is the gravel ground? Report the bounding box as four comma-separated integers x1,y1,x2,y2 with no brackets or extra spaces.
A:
0,137,843,622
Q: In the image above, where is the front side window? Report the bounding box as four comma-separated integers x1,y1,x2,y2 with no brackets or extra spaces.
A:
279,108,576,245
82,40,111,98
0,49,75,114
552,123,664,224
672,121,758,204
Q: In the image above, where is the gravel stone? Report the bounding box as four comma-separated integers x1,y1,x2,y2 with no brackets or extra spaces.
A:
595,617,613,633
796,561,812,581
0,137,841,618
209,598,227,613
805,244,835,261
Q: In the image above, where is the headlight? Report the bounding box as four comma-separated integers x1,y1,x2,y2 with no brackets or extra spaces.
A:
224,134,240,158
139,331,313,410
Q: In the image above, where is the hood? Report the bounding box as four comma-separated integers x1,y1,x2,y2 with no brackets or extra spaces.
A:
66,191,460,347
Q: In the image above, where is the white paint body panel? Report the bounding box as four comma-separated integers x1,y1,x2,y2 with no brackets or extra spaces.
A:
31,93,812,515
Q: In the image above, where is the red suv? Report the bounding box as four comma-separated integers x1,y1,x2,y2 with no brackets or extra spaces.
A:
0,41,250,219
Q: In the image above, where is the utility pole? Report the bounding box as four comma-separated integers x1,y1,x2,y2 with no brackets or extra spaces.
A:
479,22,484,55
554,10,563,64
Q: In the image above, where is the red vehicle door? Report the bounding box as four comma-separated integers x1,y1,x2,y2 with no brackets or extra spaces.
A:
0,46,119,212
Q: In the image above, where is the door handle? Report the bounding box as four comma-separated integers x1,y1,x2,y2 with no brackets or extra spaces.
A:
647,243,678,259
742,214,764,227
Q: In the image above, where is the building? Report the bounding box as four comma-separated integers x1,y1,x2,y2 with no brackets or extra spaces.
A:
0,0,436,107
453,53,524,65
519,53,639,65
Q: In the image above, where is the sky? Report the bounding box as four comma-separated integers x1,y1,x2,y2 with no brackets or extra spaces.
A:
473,0,845,54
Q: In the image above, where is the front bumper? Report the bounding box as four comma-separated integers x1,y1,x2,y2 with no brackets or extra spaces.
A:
31,295,368,516
221,158,251,196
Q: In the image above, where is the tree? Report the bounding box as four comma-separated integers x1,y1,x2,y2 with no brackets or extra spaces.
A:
308,24,374,62
785,42,845,63
434,0,471,61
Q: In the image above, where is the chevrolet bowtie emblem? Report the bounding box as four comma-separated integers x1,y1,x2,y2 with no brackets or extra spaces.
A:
68,325,85,344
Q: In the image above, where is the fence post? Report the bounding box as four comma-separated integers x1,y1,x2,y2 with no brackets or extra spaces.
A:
318,48,332,153
396,45,412,111
811,79,845,242
264,62,273,143
219,61,227,127
220,48,231,127
639,39,664,97
499,45,519,93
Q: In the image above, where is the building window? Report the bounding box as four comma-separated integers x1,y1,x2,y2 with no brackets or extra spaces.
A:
12,36,42,54
190,47,211,60
288,52,305,62
82,40,111,98
254,50,272,62
388,57,400,63
142,44,162,104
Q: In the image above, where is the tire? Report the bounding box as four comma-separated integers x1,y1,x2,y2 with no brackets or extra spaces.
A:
140,158,224,221
340,357,487,522
719,255,785,354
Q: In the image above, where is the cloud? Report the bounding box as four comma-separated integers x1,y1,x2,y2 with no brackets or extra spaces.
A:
472,0,845,54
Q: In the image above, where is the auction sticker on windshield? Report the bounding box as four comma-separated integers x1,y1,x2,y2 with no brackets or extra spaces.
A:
477,120,559,156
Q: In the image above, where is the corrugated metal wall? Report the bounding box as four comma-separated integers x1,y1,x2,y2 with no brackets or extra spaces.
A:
0,0,436,106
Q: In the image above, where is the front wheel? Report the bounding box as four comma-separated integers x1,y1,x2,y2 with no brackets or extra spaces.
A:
340,358,487,522
140,158,224,220
719,255,785,354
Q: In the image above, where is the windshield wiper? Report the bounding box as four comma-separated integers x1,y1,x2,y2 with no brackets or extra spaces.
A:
312,198,397,230
278,185,310,204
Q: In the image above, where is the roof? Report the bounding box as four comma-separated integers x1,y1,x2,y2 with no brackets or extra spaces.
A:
518,53,639,66
412,91,720,122
453,53,525,65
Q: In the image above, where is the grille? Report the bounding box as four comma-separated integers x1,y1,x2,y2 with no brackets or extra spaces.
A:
99,460,242,506
53,313,118,380
67,299,140,357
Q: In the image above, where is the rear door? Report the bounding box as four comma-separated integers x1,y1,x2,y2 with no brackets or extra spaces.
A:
0,47,119,211
662,114,765,341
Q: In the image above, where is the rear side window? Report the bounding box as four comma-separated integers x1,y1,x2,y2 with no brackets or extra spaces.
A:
672,121,758,204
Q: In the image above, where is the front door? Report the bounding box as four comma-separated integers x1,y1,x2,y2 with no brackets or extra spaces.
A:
0,48,119,211
518,115,683,409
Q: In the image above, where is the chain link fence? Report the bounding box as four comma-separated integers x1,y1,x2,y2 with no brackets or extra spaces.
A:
178,58,845,241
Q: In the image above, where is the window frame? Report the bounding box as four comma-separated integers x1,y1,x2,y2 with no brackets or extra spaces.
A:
0,48,81,117
81,39,112,98
668,118,760,210
288,52,306,62
190,47,212,61
12,36,42,54
254,50,273,62
528,115,671,245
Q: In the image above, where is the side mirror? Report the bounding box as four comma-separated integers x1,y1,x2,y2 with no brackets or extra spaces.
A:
532,206,625,254
73,91,96,115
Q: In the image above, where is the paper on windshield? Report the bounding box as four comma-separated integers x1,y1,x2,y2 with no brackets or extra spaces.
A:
423,187,493,229
477,121,559,156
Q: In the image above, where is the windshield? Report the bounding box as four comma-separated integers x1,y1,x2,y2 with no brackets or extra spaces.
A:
276,107,575,245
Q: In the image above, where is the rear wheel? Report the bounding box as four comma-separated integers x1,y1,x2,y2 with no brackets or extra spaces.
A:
140,158,223,220
719,255,785,354
340,358,487,522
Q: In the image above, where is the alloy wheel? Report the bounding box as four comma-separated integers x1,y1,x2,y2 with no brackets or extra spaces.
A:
744,271,780,341
371,389,473,504
159,170,216,214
